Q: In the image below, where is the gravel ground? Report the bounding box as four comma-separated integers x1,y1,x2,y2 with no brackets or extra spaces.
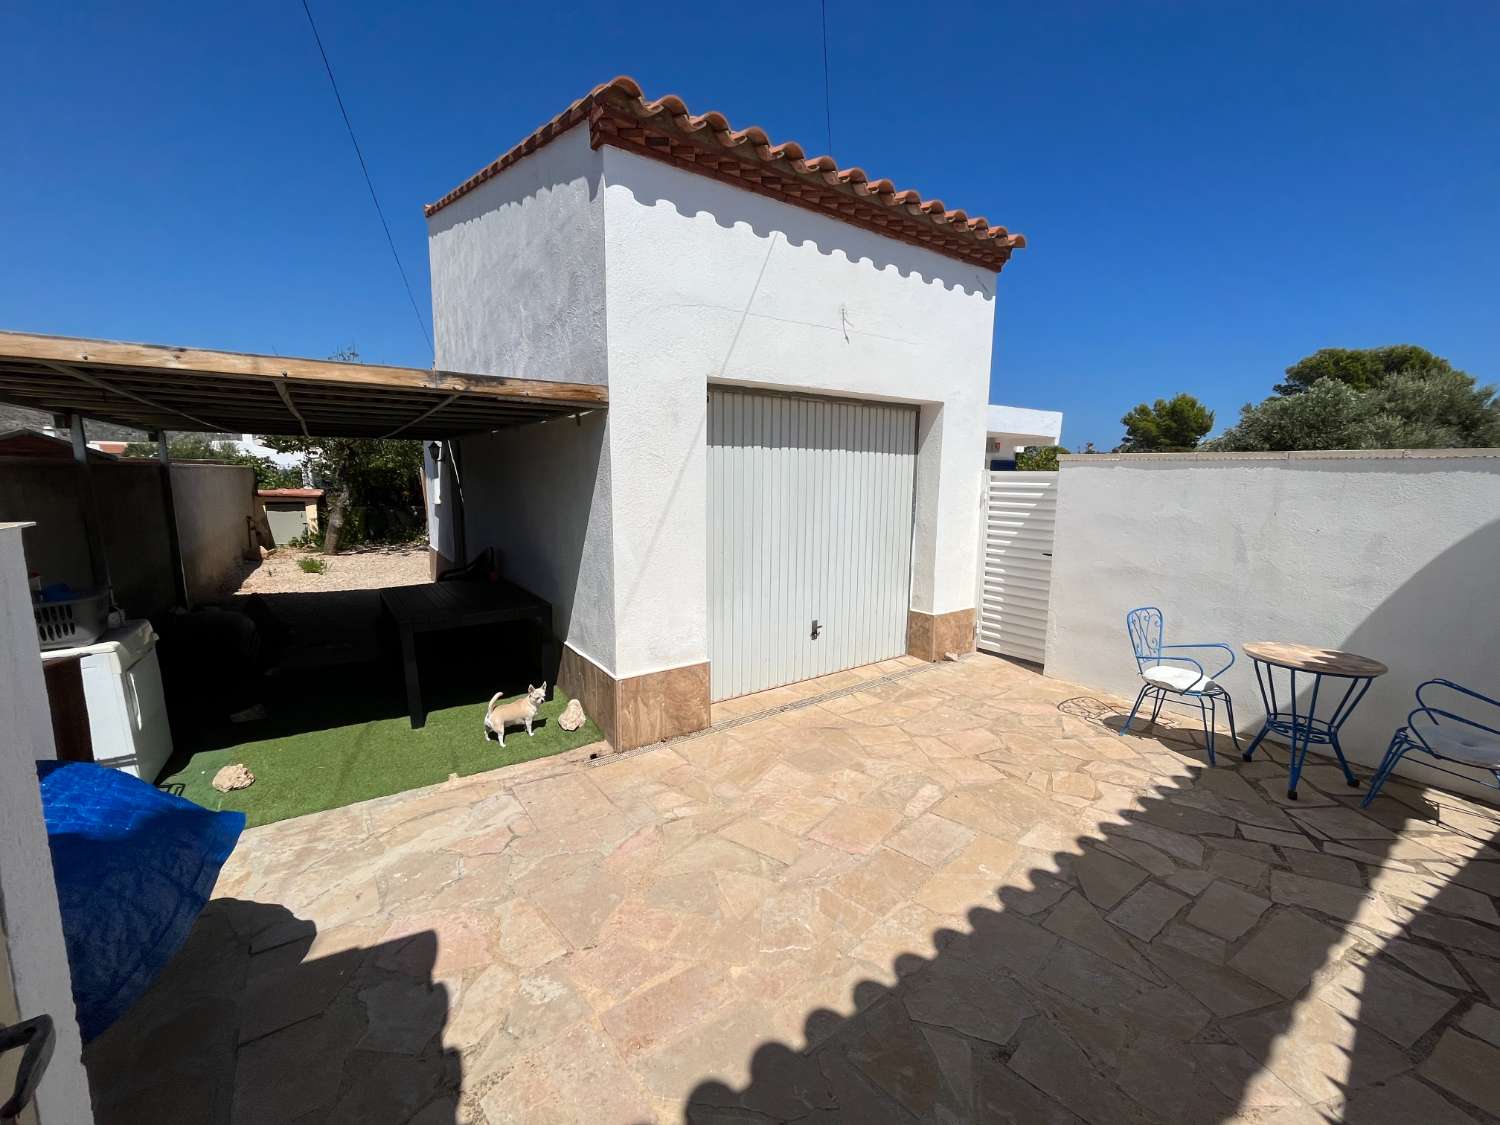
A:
226,545,429,595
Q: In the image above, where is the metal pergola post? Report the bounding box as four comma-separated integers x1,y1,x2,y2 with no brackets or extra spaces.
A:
150,431,190,608
58,412,112,596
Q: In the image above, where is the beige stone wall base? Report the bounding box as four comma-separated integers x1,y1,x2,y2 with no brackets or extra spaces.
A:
906,607,976,662
558,645,618,749
558,645,710,751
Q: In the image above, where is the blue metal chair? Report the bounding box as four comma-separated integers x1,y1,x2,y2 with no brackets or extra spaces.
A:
1121,606,1243,765
1363,679,1500,807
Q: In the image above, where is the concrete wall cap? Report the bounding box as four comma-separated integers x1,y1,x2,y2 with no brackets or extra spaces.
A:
1058,448,1500,465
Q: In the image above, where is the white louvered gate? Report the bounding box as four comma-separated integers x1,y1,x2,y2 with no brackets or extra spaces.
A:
707,388,917,702
978,471,1058,665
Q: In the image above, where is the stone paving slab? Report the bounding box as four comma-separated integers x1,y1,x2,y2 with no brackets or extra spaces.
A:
84,655,1500,1124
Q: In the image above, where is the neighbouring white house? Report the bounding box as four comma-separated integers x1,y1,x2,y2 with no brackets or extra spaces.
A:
232,434,307,471
424,76,1026,749
73,430,307,476
986,404,1064,469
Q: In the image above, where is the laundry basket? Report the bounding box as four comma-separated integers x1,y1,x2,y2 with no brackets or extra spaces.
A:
35,589,111,650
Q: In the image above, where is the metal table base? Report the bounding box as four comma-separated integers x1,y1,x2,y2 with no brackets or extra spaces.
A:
1241,658,1378,800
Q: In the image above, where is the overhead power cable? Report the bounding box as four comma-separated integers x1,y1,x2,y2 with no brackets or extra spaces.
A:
299,0,433,355
820,0,835,154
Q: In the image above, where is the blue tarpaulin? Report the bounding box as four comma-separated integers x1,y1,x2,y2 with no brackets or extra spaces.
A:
37,761,244,1041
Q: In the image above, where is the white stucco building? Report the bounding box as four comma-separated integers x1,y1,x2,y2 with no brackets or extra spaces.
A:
986,404,1064,469
424,77,1026,749
231,434,306,471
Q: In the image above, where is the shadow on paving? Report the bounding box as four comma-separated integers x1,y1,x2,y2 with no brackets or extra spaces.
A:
685,697,1500,1124
83,899,459,1124
158,593,557,762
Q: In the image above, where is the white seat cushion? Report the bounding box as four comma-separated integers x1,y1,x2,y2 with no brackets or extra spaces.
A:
1142,666,1215,694
1421,725,1500,768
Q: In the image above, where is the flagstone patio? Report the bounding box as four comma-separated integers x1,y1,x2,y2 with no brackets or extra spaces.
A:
85,654,1500,1124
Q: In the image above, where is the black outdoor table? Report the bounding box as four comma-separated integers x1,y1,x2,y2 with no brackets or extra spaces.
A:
379,580,556,728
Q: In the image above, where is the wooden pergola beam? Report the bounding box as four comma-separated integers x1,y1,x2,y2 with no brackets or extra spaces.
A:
0,330,607,408
39,359,230,433
63,413,112,594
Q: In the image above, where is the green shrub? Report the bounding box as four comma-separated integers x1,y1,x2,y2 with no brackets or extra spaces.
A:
1015,445,1065,471
297,556,327,575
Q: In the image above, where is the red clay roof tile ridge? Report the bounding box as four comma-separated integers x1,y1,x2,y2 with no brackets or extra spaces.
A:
423,76,1026,260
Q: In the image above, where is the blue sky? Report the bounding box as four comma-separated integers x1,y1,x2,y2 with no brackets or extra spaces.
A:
4,2,1497,450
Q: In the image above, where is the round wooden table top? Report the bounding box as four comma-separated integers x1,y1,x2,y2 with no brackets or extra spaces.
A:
1242,642,1388,678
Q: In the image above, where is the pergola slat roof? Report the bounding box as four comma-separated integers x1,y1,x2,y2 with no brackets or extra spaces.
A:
0,330,606,439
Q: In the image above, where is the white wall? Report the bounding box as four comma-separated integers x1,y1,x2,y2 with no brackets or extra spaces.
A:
1044,450,1500,798
0,525,94,1123
599,143,996,673
987,404,1064,454
457,412,616,670
427,125,617,670
427,126,608,385
170,463,254,603
987,403,1064,467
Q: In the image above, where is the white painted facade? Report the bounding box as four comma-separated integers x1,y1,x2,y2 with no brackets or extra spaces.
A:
0,524,94,1123
457,412,616,670
427,123,1001,687
986,403,1063,467
1043,450,1500,800
232,435,305,470
428,127,608,388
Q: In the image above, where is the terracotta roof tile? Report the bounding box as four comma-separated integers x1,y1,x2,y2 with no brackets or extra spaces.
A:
425,76,1024,272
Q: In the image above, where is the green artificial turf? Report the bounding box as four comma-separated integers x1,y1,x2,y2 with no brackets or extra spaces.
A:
161,688,601,829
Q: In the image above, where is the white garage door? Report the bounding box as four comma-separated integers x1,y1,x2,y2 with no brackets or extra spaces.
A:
977,471,1057,664
708,388,917,702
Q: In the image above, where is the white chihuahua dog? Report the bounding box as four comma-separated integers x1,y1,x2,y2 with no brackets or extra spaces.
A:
484,683,546,746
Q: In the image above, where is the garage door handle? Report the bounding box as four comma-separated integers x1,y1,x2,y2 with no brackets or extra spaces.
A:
0,1014,55,1121
1041,552,1052,557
